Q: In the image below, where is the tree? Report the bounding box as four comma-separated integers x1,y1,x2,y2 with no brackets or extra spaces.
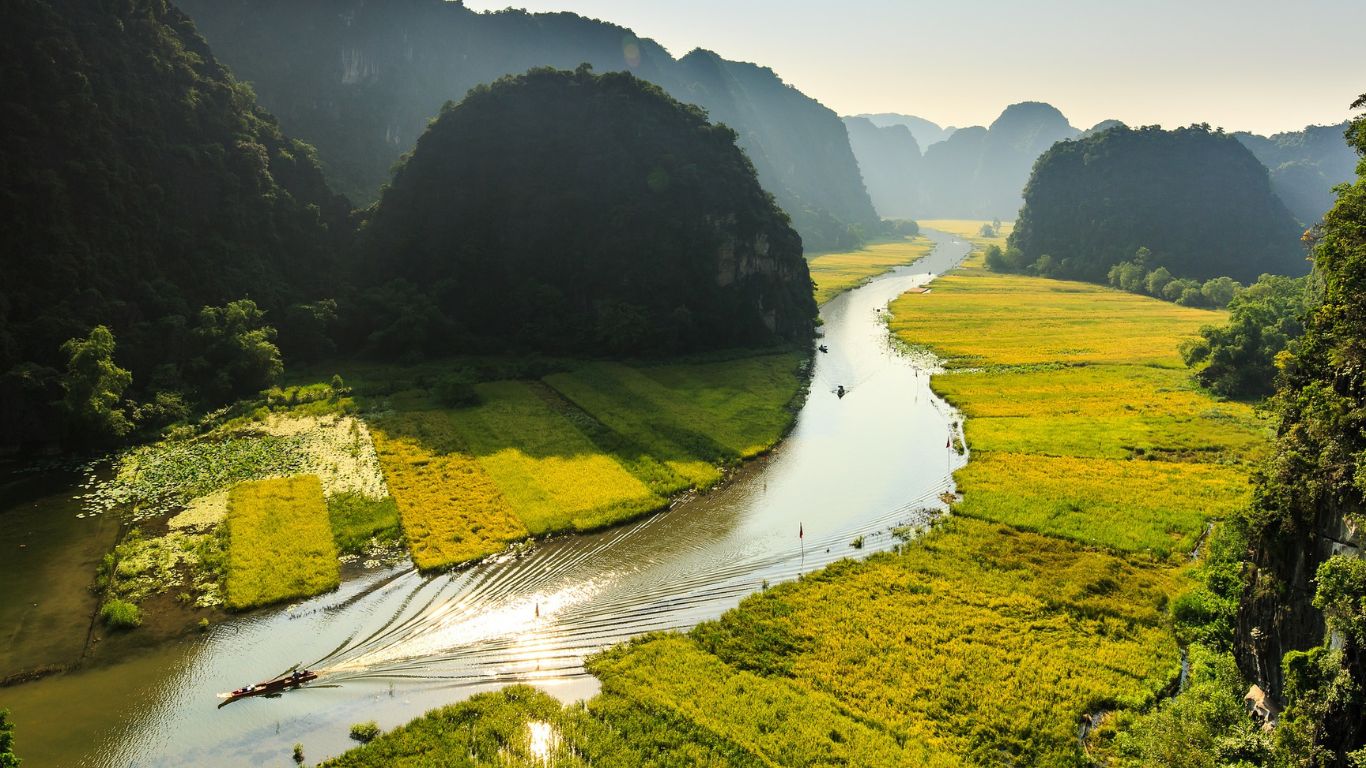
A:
188,300,283,404
1181,274,1308,398
0,707,19,768
59,326,132,442
1200,276,1242,308
1108,260,1146,292
1145,266,1175,297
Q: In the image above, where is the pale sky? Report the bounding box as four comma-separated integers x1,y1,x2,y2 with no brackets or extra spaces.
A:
464,0,1365,135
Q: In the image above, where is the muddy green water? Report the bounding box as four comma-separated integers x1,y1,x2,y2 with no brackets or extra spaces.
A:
1,231,971,766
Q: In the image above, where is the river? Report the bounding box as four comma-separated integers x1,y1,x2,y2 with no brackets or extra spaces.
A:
0,230,971,767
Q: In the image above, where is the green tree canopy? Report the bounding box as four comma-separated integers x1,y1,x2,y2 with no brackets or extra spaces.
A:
60,325,131,442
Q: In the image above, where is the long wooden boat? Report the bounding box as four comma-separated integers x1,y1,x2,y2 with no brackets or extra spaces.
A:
216,670,317,705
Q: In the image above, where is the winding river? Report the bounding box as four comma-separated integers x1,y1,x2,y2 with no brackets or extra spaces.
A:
2,230,971,766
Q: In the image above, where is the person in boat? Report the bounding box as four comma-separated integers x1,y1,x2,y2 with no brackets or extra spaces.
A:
836,385,846,398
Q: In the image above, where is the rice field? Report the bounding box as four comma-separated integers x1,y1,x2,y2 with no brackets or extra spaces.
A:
447,381,662,534
889,232,1262,555
932,364,1268,461
363,354,805,569
223,475,340,610
806,236,935,304
546,353,804,466
916,219,1013,249
328,517,1184,767
369,412,528,571
953,452,1250,557
684,517,1188,766
889,270,1224,368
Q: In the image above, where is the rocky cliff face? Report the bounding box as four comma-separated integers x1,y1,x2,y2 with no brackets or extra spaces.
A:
1238,508,1362,695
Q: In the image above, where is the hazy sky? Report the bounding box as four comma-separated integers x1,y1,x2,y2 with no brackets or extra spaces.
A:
464,0,1364,135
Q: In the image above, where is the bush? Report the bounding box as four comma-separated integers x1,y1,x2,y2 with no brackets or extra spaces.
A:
434,371,480,408
349,721,381,744
100,599,142,630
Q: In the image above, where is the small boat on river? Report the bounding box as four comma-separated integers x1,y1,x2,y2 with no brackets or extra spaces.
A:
216,669,316,705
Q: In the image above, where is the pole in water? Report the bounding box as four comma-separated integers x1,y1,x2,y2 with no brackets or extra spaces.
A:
799,522,805,564
534,602,539,619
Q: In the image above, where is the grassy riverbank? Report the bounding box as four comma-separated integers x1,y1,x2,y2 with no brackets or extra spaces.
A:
807,235,935,304
324,222,1268,766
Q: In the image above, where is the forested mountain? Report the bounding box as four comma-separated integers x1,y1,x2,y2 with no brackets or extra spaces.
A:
856,113,956,148
1235,97,1366,761
842,117,921,219
355,67,817,357
174,0,880,251
1235,122,1357,226
0,0,349,450
1009,125,1305,283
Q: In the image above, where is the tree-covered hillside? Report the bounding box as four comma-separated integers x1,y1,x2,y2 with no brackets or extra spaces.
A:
1010,125,1306,283
1235,98,1366,762
1236,122,1357,226
355,67,817,358
174,0,880,251
0,0,349,450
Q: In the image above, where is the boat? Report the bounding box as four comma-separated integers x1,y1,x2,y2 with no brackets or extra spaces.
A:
216,669,317,705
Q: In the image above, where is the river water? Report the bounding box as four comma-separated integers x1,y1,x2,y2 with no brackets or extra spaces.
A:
1,230,970,767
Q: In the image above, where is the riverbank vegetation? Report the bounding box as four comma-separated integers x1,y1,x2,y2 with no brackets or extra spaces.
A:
806,235,934,304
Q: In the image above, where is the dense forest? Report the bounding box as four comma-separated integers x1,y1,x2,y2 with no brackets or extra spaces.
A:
355,66,817,357
1234,98,1366,761
172,0,881,251
0,0,350,451
1009,124,1306,283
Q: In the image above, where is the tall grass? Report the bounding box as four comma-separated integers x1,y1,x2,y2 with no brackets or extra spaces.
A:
224,475,339,610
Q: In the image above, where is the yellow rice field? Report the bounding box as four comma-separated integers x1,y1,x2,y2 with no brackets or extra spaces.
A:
223,475,340,610
889,270,1225,368
807,236,935,304
370,412,528,571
